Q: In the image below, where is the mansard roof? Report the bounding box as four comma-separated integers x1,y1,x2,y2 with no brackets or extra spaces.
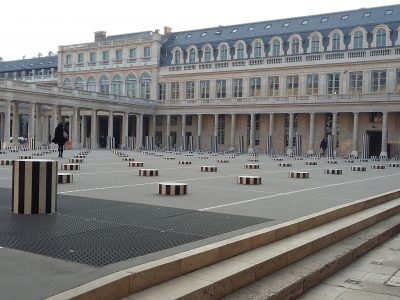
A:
162,4,400,49
106,31,154,41
0,56,58,73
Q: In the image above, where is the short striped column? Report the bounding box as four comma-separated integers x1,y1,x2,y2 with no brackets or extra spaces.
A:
278,162,292,167
305,161,317,165
345,159,354,163
227,155,237,159
139,169,159,176
324,168,343,175
371,164,385,169
12,160,57,214
237,175,261,185
326,160,337,164
122,157,135,161
32,152,43,157
273,157,283,161
351,166,366,171
387,163,400,167
245,163,260,169
164,156,175,160
248,158,259,162
217,159,229,163
178,161,192,165
0,150,7,154
74,154,86,159
201,166,217,172
294,157,304,160
58,173,73,184
129,161,143,167
198,156,209,159
19,155,32,159
359,159,368,162
1,159,13,166
158,182,187,195
61,163,80,170
289,171,310,179
69,158,84,163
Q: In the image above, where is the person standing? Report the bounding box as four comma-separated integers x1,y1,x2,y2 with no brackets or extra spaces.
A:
52,121,68,158
320,137,327,156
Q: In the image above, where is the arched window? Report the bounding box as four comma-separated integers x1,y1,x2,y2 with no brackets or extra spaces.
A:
272,40,280,56
111,75,123,96
237,43,244,59
311,35,320,53
125,74,137,97
63,78,72,88
376,28,387,47
291,37,300,54
354,31,363,49
174,50,181,64
254,41,262,58
100,75,109,94
220,45,228,61
87,77,96,92
75,77,84,90
189,48,196,63
332,32,340,51
140,73,151,100
204,46,211,62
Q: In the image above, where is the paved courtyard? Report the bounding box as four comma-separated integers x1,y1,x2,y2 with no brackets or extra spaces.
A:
0,149,399,299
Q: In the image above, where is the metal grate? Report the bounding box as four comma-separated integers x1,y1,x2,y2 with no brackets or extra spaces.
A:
0,188,271,267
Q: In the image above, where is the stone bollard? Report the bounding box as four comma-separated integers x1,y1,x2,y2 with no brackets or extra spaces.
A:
237,175,261,185
159,182,187,195
12,159,57,214
324,168,343,175
289,171,310,178
201,166,217,172
139,169,159,176
58,173,73,184
245,163,260,169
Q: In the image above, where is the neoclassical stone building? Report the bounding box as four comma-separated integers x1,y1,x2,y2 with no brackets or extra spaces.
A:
1,5,400,157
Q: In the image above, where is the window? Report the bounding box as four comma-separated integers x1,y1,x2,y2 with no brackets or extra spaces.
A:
248,26,254,31
341,15,349,20
204,46,211,62
186,115,192,126
174,50,181,64
254,41,262,58
140,73,151,99
100,76,110,94
371,70,387,92
311,35,320,53
349,72,363,94
89,52,96,62
249,77,261,97
65,55,72,65
77,53,84,63
216,80,226,98
63,78,72,88
200,32,207,37
268,76,279,96
156,116,163,126
189,48,196,63
287,75,299,96
272,40,280,56
231,28,238,33
217,115,225,145
143,46,151,58
321,17,328,23
283,22,290,27
171,116,177,126
75,77,84,90
111,75,123,95
396,69,400,93
306,74,319,95
237,43,245,59
159,83,166,101
129,48,137,59
200,80,210,98
332,32,340,51
220,45,228,61
115,49,123,60
215,30,222,35
369,112,382,123
302,20,309,25
291,37,300,54
327,73,340,94
376,28,387,47
265,24,272,29
363,12,371,18
232,78,243,97
186,81,195,99
171,82,180,100
186,34,192,39
126,74,137,97
354,31,363,49
87,77,96,92
385,9,393,15
102,51,109,62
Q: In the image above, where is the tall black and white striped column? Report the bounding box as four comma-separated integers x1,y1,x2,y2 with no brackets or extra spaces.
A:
12,159,57,214
362,133,370,159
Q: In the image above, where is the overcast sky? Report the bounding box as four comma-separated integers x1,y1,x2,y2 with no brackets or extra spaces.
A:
1,0,398,61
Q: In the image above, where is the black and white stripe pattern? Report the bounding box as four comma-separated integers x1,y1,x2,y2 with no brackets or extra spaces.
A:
19,155,32,159
237,175,261,185
201,166,217,172
129,161,143,167
158,182,187,195
164,156,175,160
362,134,369,159
0,150,7,154
359,159,368,162
12,159,57,214
278,162,292,167
326,160,337,164
387,163,400,167
248,158,259,162
273,157,283,161
32,152,43,157
139,169,159,176
58,173,73,184
294,157,304,160
61,163,80,170
295,134,302,156
305,161,317,165
178,161,192,165
289,171,310,179
371,164,385,169
74,154,86,159
245,163,260,169
1,159,13,165
28,138,35,150
351,166,366,171
324,168,343,175
345,159,355,163
10,148,19,153
122,157,135,161
69,158,84,163
198,156,209,159
217,159,229,163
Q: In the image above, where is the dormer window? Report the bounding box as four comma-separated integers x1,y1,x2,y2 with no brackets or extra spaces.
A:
363,12,371,18
265,24,272,29
301,20,309,25
215,30,222,35
321,17,328,23
248,26,254,31
283,22,290,27
186,34,192,39
201,32,207,37
385,9,393,15
231,28,238,33
341,15,349,20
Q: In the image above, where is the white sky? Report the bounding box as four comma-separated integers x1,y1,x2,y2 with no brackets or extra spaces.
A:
1,0,399,61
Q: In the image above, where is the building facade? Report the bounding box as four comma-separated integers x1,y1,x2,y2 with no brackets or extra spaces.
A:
1,5,400,157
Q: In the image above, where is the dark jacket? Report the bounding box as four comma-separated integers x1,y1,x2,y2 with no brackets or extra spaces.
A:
52,124,68,145
320,139,327,150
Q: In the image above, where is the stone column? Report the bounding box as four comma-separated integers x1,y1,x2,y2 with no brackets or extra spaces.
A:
380,112,388,158
181,114,186,151
122,112,129,148
12,101,19,145
136,113,143,149
332,112,337,156
308,113,315,155
151,115,156,138
35,104,42,145
249,113,255,153
269,113,274,136
214,114,218,137
229,113,236,151
3,100,11,146
287,113,294,155
28,103,35,140
21,115,28,138
68,115,72,140
51,105,61,137
166,114,171,150
43,115,49,144
91,109,98,149
108,111,113,140
72,107,79,149
351,112,359,156
0,113,3,142
81,115,86,146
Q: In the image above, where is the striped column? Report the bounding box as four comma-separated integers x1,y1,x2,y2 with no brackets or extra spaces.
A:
287,113,294,156
332,112,337,156
248,113,255,154
197,114,202,151
166,114,171,151
351,112,359,157
214,114,218,153
308,113,315,155
12,101,19,146
107,111,114,149
12,159,57,214
230,114,236,151
362,134,370,159
380,112,388,159
181,114,186,151
266,135,273,156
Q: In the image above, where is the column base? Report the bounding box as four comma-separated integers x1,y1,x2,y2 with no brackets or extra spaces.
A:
307,150,314,155
91,144,99,150
229,146,235,152
351,150,358,157
286,148,294,155
248,147,254,154
379,151,388,159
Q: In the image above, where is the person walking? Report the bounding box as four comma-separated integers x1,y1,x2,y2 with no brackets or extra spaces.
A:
320,137,327,156
52,121,68,158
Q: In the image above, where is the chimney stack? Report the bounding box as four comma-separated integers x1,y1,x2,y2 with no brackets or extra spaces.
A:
94,31,107,42
163,26,172,36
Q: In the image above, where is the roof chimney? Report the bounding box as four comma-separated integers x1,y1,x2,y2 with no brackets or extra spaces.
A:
155,29,160,34
0,57,3,62
94,31,107,42
163,26,172,36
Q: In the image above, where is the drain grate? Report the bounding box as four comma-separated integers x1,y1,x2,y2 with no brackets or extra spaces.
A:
0,188,272,267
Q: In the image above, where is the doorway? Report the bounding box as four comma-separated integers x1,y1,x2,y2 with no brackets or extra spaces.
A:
366,130,382,157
